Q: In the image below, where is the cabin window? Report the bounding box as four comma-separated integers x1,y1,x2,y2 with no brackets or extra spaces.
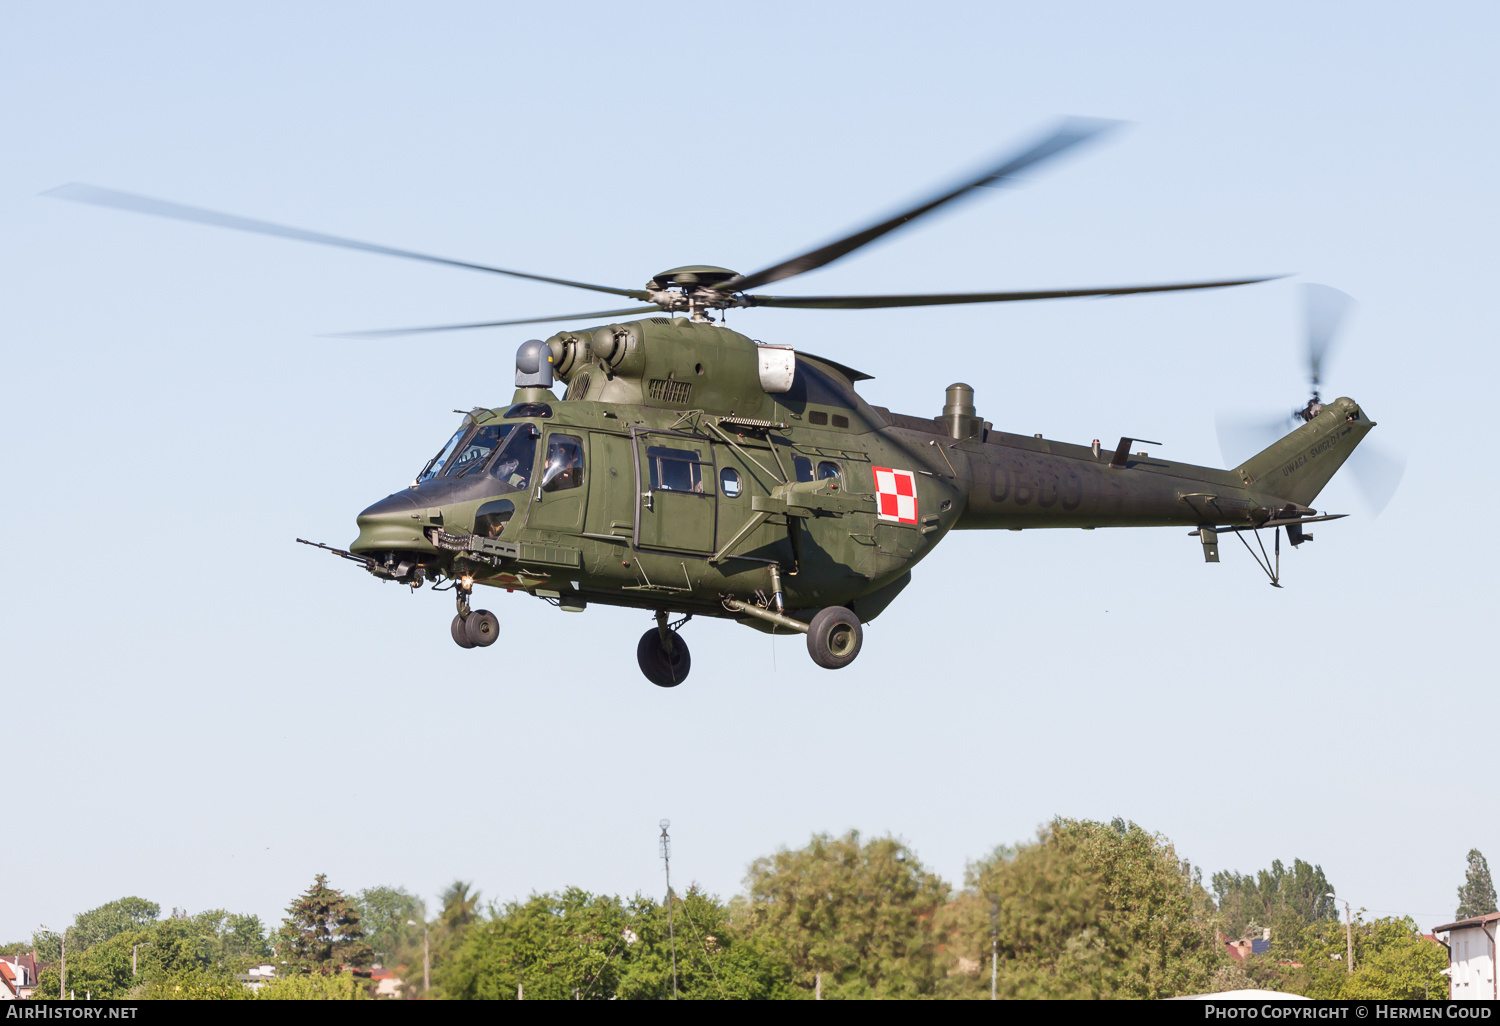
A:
720,467,743,498
793,455,814,483
817,461,843,487
647,445,711,494
540,435,585,492
417,426,469,483
488,424,539,492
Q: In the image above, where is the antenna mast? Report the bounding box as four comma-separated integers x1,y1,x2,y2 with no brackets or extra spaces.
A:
660,818,678,999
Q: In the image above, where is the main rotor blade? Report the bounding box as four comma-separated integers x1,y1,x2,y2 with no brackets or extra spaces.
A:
1304,283,1353,388
741,276,1278,311
330,305,665,338
1215,412,1293,468
719,117,1121,295
44,183,651,301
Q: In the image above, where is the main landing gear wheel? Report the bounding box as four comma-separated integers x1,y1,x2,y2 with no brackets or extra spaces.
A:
451,614,475,649
464,609,500,648
807,606,862,670
637,619,691,688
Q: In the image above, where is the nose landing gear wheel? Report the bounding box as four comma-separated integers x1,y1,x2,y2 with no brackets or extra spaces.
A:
807,606,862,669
464,609,500,648
451,614,476,649
637,628,691,687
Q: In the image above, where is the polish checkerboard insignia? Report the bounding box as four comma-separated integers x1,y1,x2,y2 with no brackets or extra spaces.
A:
873,466,918,524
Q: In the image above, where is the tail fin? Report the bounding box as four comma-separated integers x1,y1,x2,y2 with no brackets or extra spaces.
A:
1235,396,1374,506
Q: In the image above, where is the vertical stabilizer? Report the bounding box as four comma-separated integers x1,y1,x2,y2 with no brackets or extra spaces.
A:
1234,397,1373,506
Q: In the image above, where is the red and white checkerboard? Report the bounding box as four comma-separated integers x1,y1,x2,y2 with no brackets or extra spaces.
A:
873,466,918,524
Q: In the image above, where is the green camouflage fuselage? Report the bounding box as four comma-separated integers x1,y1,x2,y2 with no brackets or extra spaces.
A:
349,317,1372,626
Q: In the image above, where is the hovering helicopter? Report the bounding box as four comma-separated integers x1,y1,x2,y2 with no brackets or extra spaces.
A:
49,119,1383,686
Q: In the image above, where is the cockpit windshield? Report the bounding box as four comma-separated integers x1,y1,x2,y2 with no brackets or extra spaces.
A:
417,426,468,483
415,422,540,491
449,425,503,478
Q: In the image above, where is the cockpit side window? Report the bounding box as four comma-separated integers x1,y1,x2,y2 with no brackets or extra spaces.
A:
793,455,814,483
488,424,539,492
540,434,585,493
417,426,470,483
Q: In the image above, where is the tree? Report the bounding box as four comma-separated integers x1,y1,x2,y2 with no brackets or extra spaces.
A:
356,886,425,969
255,972,367,1000
743,831,950,998
1259,914,1449,1000
1212,858,1337,952
71,897,161,950
1455,849,1497,921
939,818,1223,999
27,907,268,1000
273,874,373,973
439,887,633,1000
437,886,798,1000
440,881,481,930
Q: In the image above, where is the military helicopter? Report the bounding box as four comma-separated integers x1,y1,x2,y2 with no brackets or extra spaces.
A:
49,119,1381,686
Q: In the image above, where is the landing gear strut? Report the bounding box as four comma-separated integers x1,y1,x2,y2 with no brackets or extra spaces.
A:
450,576,499,649
637,611,691,687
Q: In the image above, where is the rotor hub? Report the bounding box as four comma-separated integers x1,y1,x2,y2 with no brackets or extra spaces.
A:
645,266,744,320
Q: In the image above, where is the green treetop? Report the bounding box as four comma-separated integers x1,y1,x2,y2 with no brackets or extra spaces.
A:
1456,849,1498,921
1212,857,1338,950
943,818,1222,999
273,874,373,973
742,830,950,999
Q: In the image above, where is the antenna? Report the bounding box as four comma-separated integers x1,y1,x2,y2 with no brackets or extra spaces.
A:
660,818,678,1000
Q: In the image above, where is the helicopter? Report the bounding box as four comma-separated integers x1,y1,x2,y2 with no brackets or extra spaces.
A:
48,118,1380,687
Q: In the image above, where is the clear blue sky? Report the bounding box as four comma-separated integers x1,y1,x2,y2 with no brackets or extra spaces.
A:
3,1,1496,940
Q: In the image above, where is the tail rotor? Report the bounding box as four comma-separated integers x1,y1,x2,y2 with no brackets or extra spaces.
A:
1216,284,1403,515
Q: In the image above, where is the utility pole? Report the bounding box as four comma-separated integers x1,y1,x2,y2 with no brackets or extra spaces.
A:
406,918,431,995
41,927,67,999
990,899,999,1000
660,819,678,1000
1327,894,1353,973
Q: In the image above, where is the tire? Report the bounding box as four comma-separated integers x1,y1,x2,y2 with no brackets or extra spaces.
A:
806,606,862,669
637,628,691,687
464,609,500,648
451,613,476,649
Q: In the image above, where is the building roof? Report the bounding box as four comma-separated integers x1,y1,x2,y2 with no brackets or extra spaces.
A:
1434,911,1500,933
0,954,36,975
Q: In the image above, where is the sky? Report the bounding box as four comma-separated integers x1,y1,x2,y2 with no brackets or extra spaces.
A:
2,2,1497,941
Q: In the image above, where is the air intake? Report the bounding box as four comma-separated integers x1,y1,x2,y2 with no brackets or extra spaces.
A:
648,379,693,405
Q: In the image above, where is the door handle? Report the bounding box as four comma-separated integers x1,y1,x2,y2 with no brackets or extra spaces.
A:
642,491,654,512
